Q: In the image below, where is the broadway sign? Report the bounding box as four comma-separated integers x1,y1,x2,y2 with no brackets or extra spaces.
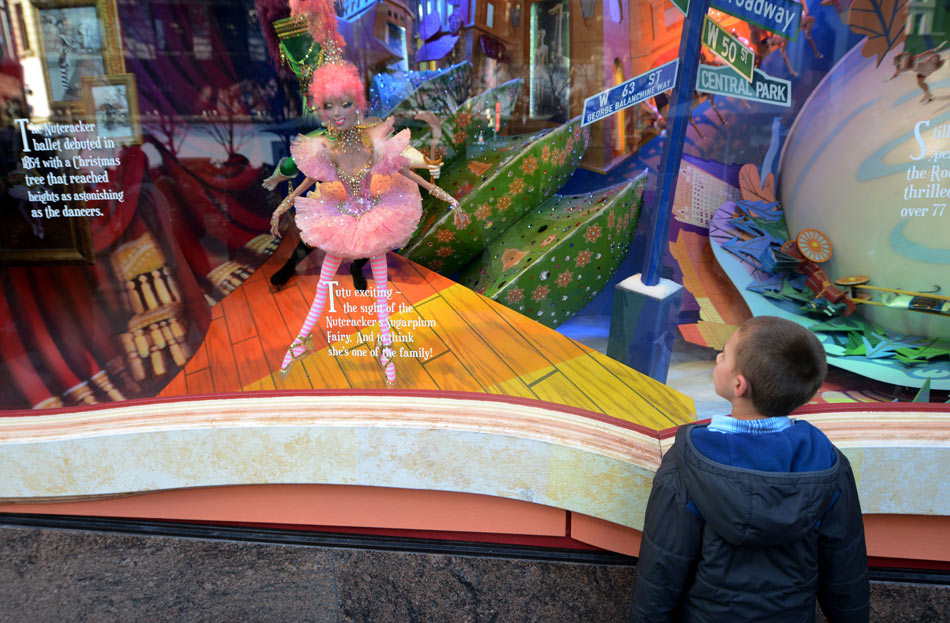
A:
710,0,802,39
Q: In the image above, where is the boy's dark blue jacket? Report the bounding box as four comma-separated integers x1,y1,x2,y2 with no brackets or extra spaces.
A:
630,421,869,623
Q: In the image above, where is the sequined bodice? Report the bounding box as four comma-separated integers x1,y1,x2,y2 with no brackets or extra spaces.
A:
333,158,378,219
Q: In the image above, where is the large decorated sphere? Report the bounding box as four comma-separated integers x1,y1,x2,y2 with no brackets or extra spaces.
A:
779,45,950,338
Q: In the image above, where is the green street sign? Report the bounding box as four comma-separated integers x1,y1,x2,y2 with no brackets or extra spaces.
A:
671,0,688,15
709,0,801,40
701,17,755,82
696,64,792,106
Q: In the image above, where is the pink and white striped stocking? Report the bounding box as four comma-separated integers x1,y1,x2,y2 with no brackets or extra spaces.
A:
281,253,343,370
369,254,395,384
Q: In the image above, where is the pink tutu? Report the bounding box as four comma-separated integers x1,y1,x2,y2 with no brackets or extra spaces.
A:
289,119,422,260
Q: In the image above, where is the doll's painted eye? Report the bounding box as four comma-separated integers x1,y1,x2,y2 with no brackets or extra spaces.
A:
341,101,352,109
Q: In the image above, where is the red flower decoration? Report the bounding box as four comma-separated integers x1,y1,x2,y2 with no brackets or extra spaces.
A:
453,128,467,145
541,144,551,162
520,156,538,175
608,213,616,230
436,246,454,257
510,178,525,195
457,111,473,129
495,195,512,211
532,285,550,301
429,259,444,271
505,286,524,303
474,204,492,221
583,224,602,244
434,229,455,243
556,270,574,288
575,250,592,267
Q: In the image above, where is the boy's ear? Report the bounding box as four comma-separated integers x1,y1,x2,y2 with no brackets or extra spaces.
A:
734,374,750,399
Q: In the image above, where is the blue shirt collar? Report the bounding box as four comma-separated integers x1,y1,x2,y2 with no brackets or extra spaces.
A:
707,414,793,434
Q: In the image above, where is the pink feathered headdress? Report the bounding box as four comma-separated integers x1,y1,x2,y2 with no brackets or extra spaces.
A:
289,0,367,113
289,0,346,50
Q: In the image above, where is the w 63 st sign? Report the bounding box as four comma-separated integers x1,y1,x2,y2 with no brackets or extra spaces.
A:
582,60,679,126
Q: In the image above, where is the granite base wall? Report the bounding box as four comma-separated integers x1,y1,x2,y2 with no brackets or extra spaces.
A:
1,518,947,622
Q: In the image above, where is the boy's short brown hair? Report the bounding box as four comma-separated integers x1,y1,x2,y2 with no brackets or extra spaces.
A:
733,316,827,418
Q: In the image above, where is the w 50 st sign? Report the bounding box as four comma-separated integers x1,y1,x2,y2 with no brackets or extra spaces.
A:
702,17,755,82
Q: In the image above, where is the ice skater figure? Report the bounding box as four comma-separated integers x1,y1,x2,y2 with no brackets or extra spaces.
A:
889,43,948,103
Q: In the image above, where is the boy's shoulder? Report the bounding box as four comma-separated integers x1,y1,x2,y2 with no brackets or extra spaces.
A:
687,418,838,473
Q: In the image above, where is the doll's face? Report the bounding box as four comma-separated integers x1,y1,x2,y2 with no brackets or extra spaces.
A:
318,94,359,131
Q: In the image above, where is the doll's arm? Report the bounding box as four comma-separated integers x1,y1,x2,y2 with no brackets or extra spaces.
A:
401,145,442,179
399,169,470,229
262,156,299,191
270,176,317,237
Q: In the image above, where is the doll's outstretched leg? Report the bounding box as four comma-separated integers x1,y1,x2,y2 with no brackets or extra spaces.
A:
280,253,343,376
369,254,396,385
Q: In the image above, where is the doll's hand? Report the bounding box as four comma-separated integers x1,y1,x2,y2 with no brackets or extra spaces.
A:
263,172,291,192
271,200,292,237
426,163,441,180
451,203,470,229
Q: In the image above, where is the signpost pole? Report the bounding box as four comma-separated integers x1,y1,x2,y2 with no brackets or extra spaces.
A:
606,0,711,382
642,0,711,286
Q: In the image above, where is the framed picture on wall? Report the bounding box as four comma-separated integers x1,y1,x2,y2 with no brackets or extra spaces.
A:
529,0,570,121
33,0,124,115
81,73,140,144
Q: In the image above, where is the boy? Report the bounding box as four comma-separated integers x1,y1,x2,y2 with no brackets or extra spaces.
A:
630,316,869,622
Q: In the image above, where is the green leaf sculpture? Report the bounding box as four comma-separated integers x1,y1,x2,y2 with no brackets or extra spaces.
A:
403,117,590,275
457,174,645,328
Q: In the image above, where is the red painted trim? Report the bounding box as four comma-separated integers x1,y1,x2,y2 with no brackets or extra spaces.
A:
792,402,950,415
657,399,950,439
658,419,710,439
0,389,664,436
156,518,614,552
868,557,950,571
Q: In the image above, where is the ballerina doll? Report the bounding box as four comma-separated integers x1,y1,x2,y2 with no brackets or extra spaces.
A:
269,57,468,385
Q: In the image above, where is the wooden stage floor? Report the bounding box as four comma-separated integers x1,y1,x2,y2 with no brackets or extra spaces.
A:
159,235,695,431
